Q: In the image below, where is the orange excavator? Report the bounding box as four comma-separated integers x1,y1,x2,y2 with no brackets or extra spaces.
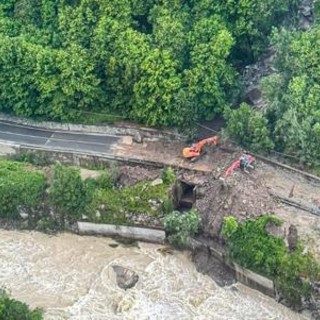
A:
182,136,219,161
225,152,256,178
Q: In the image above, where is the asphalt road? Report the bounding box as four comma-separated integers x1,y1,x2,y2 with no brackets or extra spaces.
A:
0,121,120,154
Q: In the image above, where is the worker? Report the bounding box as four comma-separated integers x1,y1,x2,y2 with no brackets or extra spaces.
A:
240,151,250,172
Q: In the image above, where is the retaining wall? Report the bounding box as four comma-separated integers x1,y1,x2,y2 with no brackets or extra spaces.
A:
190,239,275,298
77,222,166,244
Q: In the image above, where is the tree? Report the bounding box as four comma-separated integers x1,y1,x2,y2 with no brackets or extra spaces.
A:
49,165,93,222
224,103,274,152
186,16,236,120
261,27,320,165
132,48,187,126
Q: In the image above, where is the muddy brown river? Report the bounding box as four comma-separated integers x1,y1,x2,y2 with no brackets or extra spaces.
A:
0,230,310,319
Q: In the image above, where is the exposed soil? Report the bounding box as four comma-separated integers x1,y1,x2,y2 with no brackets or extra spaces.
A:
195,170,276,239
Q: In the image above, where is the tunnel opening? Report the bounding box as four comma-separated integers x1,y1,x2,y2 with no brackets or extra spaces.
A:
178,181,195,211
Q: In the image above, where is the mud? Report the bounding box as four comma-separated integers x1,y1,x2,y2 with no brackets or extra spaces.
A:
195,170,275,238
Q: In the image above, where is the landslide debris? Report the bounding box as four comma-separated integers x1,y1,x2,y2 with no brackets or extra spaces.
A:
194,170,276,239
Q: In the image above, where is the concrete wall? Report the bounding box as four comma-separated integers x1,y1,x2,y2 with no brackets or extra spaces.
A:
5,144,165,170
77,222,166,244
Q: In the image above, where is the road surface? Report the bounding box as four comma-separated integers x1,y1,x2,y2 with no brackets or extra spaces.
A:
0,121,120,154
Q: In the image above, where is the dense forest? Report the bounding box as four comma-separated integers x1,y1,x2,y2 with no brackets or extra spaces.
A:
0,0,319,166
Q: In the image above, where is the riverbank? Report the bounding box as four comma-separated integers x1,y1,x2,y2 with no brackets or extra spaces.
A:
0,230,309,320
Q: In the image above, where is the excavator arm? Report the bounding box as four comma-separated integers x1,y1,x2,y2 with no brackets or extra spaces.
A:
182,136,219,159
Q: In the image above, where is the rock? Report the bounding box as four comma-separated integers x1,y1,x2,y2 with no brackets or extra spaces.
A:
81,214,89,221
301,4,312,17
151,178,163,186
299,16,312,30
112,265,139,290
18,207,28,220
19,212,28,220
133,132,143,144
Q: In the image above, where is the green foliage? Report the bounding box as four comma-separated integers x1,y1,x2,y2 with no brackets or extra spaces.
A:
261,27,320,166
88,179,173,224
0,0,292,126
164,209,200,248
224,103,274,152
224,215,285,276
223,215,320,307
0,160,46,218
222,216,238,238
0,290,43,320
161,167,176,184
49,165,94,221
275,245,319,308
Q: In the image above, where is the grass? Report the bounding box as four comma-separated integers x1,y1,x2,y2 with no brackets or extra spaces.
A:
87,180,174,225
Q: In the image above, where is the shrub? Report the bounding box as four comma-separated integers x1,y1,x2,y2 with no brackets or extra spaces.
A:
161,167,176,184
49,165,94,222
223,215,320,308
0,160,46,218
164,209,200,248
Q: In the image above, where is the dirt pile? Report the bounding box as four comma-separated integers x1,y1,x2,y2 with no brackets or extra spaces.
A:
195,170,276,239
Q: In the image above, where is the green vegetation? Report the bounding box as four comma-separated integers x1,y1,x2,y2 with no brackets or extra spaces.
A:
224,103,274,152
88,177,174,225
0,290,42,320
164,209,200,248
226,25,320,167
262,27,320,166
0,0,296,127
50,165,94,222
0,159,175,229
222,215,320,308
0,160,46,218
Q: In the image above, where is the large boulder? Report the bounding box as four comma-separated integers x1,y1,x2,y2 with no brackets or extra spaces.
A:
112,265,139,290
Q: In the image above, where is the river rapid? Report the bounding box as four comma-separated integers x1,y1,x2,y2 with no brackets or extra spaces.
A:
0,230,310,320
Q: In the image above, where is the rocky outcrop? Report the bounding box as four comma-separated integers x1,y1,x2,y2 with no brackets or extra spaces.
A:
299,0,314,30
112,265,139,290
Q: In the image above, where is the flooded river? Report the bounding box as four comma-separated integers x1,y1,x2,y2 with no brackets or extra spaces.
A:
0,230,309,320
